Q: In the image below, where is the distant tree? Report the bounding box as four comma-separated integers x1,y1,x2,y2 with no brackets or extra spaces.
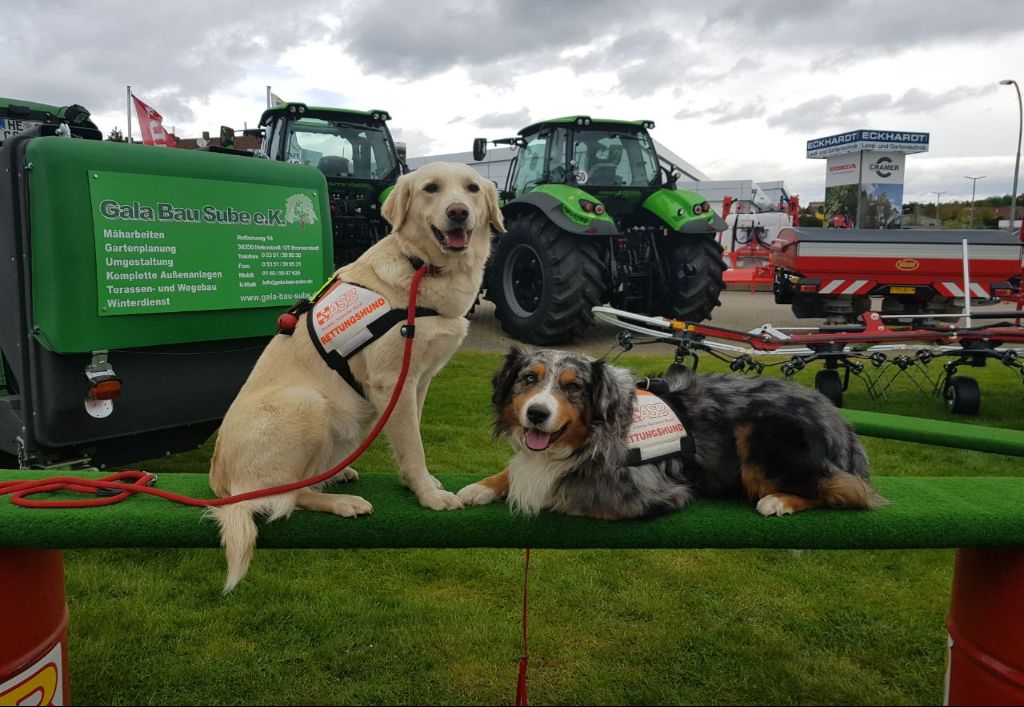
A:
798,206,822,227
107,126,127,142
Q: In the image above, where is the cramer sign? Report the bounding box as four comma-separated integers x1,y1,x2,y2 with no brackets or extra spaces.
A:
807,130,930,158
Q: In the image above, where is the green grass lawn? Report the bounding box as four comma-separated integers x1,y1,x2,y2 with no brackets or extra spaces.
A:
63,349,1024,705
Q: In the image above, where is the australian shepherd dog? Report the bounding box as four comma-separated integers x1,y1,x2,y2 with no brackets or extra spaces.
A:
458,348,885,520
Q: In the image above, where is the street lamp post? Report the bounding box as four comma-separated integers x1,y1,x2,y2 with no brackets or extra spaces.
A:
1000,79,1022,234
932,190,946,227
965,175,985,228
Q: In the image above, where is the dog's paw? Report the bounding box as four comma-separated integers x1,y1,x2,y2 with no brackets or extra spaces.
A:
331,494,374,518
402,474,444,491
418,489,464,511
756,494,795,517
457,483,497,506
337,467,359,483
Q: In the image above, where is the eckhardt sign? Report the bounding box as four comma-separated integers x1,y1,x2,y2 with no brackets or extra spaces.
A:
807,129,930,158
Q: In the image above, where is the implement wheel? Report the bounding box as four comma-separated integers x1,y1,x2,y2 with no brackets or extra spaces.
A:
944,376,980,415
815,369,843,407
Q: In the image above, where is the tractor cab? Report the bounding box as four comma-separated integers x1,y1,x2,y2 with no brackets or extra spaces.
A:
258,103,406,267
495,117,678,215
259,103,403,182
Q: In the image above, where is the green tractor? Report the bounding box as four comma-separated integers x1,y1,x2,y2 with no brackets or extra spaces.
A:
238,102,407,268
474,116,727,344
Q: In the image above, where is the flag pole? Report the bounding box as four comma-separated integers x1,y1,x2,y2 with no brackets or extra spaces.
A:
266,85,272,109
126,85,133,143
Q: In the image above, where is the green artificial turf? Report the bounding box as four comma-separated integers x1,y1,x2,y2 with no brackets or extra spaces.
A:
3,472,1024,551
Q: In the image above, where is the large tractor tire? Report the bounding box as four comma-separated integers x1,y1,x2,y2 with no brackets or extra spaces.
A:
657,237,726,323
489,214,605,345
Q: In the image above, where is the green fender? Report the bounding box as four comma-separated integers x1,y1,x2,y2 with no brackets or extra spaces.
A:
378,184,394,205
643,188,726,234
505,184,617,235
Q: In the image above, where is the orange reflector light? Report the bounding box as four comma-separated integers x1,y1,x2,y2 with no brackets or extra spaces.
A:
90,380,122,401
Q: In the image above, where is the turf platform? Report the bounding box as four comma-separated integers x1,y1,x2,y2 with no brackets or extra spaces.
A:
839,409,1024,458
2,472,1023,551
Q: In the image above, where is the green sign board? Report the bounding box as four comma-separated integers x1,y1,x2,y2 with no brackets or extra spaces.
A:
90,171,326,316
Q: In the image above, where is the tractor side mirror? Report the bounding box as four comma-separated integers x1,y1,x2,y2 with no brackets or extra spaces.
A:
395,141,407,164
219,125,235,148
473,137,487,162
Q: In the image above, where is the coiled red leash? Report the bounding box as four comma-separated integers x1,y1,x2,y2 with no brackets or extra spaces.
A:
0,266,430,510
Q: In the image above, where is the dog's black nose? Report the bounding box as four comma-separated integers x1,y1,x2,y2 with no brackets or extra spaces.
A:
526,405,550,425
447,202,469,222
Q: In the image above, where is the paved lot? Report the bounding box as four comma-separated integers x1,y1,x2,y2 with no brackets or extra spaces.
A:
461,287,819,358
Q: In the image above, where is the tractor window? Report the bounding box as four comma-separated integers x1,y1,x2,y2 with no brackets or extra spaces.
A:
545,128,568,183
571,129,659,187
284,118,398,180
510,133,548,197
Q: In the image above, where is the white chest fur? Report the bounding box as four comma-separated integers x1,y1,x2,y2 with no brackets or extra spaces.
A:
507,451,576,516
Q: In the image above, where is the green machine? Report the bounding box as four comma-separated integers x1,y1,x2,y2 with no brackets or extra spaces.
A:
0,119,332,468
0,96,98,149
220,102,406,269
474,116,727,344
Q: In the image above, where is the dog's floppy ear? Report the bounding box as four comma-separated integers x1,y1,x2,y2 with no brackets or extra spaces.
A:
492,347,527,406
381,172,413,232
484,180,506,234
590,359,634,430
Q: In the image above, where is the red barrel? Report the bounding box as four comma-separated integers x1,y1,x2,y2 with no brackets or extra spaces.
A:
946,548,1024,706
0,549,70,705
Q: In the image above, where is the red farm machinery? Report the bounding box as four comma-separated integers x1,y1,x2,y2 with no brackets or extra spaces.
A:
595,226,1024,414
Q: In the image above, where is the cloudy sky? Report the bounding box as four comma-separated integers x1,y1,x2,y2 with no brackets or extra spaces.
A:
6,0,1023,204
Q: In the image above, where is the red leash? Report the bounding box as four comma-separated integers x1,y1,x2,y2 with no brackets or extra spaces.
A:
515,547,532,706
0,266,430,510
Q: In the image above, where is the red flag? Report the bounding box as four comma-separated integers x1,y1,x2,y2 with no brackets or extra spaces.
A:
131,94,176,147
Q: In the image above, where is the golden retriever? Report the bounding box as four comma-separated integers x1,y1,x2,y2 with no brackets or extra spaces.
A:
209,162,505,591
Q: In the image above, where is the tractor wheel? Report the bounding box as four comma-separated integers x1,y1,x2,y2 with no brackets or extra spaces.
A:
944,376,980,415
656,237,726,323
814,369,843,407
489,214,605,345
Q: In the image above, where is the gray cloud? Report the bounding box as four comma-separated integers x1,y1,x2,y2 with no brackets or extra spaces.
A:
2,1,332,123
391,127,438,158
338,0,1022,96
339,0,662,85
4,0,1020,141
675,100,766,125
706,0,1019,67
474,107,531,129
766,85,999,132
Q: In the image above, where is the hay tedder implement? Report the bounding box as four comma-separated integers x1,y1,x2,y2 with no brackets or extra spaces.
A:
593,307,1024,414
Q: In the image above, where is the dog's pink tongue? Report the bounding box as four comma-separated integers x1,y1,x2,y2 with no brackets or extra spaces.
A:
526,428,551,451
445,229,468,249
